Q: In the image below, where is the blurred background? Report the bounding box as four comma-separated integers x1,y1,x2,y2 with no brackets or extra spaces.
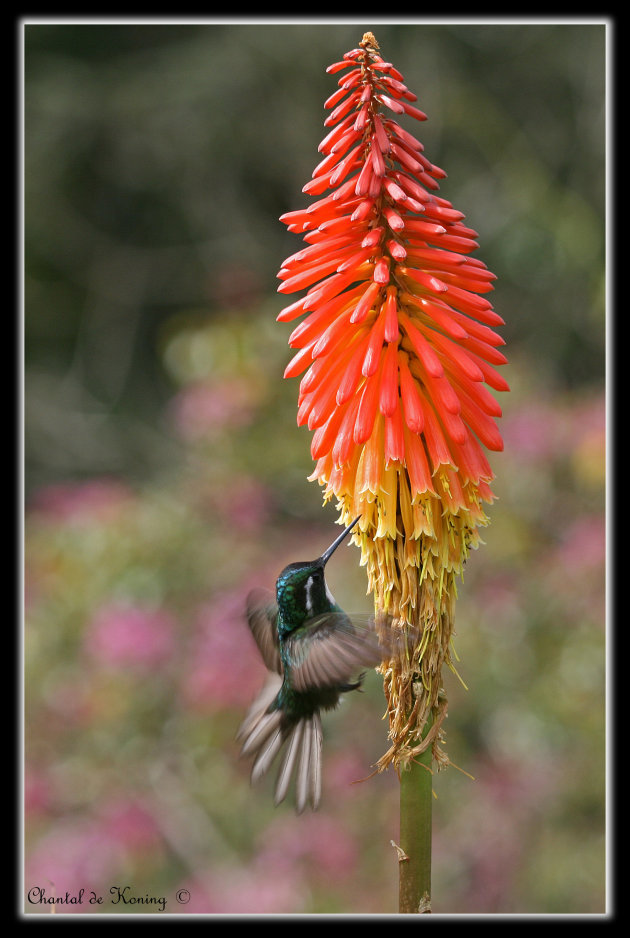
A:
24,21,607,914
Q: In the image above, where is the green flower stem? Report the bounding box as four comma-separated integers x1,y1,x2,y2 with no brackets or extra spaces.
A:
398,718,433,914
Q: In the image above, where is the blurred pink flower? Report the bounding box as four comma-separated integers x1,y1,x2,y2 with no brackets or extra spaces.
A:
474,572,521,625
257,814,358,883
183,860,306,914
212,475,272,532
571,394,605,440
27,478,133,522
25,800,166,913
169,378,257,442
501,401,568,463
433,756,562,913
325,750,375,793
553,514,605,575
192,473,272,534
542,513,606,625
24,769,52,818
181,591,266,711
570,395,605,485
502,392,605,469
85,602,177,670
97,797,162,853
25,818,122,913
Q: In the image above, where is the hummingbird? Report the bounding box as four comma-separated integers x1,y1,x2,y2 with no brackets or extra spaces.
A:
237,516,409,813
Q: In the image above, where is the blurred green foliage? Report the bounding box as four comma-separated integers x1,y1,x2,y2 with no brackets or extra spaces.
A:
24,22,606,915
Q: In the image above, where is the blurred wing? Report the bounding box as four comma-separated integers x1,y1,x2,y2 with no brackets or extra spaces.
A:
285,611,416,692
246,587,282,674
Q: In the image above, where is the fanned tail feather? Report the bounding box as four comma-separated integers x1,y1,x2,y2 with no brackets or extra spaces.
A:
296,712,322,813
236,674,283,747
286,712,322,813
238,682,323,812
274,718,304,807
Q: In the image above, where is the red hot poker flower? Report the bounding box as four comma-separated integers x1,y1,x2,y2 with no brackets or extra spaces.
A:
277,32,509,772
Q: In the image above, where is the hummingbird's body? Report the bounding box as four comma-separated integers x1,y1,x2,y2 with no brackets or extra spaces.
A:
238,517,407,812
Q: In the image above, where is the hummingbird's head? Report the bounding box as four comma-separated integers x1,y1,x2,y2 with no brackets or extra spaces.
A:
275,517,360,627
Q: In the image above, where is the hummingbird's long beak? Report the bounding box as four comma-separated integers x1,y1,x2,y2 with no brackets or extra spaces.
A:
318,516,361,567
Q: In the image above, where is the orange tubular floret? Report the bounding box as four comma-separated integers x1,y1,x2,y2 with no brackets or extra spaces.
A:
336,329,373,406
382,287,400,342
361,311,387,377
379,341,400,417
311,399,348,459
384,399,406,465
421,401,457,472
355,416,384,497
332,393,362,467
283,341,317,380
398,353,425,434
402,422,434,496
398,313,443,378
353,366,383,445
288,285,365,349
